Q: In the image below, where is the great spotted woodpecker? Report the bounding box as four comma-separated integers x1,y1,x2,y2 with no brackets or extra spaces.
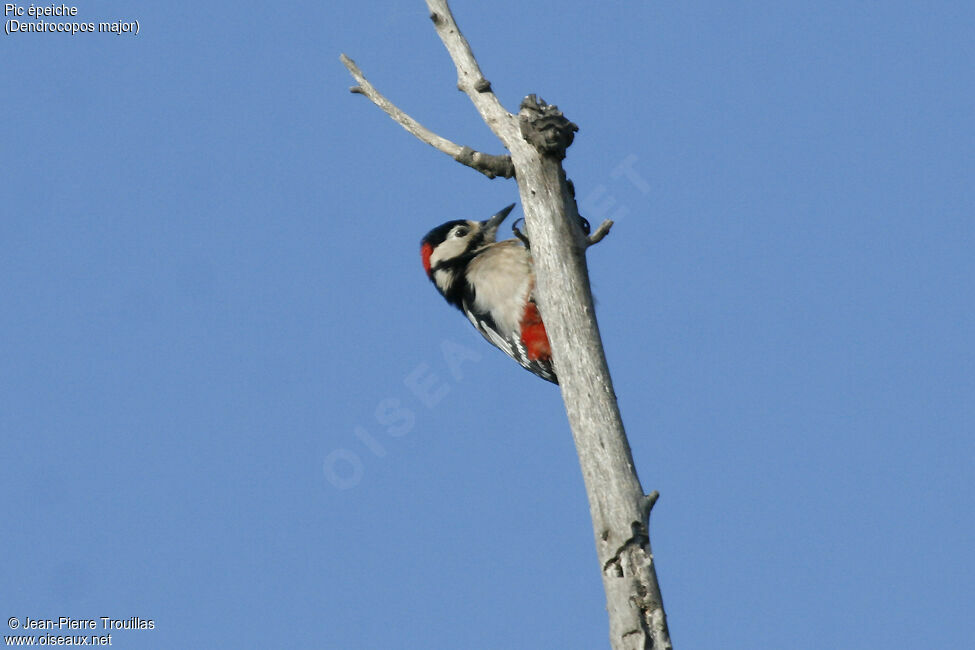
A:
420,204,557,384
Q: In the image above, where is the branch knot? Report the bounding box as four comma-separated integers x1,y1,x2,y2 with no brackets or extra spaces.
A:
518,94,578,160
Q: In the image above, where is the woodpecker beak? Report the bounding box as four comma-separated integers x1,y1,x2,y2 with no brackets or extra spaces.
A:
481,203,515,242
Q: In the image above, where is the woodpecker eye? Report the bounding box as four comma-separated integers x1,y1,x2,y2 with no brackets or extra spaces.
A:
452,225,470,238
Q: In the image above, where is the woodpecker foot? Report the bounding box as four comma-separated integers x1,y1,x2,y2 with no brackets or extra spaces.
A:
511,218,531,249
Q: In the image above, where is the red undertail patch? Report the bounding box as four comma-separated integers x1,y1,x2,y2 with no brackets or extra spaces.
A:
520,302,552,361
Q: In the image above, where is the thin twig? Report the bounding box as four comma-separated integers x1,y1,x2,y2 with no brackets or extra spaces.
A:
586,219,614,247
340,54,513,179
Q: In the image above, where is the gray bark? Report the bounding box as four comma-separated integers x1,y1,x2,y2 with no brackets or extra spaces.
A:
343,3,671,647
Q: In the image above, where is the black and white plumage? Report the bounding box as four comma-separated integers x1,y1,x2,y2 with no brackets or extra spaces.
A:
420,204,557,384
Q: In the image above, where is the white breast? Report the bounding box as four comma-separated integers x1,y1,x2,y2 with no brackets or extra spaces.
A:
465,240,534,336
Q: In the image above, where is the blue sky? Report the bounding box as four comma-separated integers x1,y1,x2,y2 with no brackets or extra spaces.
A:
2,1,972,648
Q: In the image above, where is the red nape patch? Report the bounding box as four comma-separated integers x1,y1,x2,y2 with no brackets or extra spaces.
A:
520,302,552,361
421,242,433,275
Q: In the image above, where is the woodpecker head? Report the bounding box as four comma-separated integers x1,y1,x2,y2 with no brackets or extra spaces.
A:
420,204,515,298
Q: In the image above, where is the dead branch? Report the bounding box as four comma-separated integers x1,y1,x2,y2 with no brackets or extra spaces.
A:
340,54,513,178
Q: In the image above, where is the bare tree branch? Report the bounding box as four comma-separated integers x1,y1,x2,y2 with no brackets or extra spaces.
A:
343,4,672,648
424,0,521,144
340,54,513,179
